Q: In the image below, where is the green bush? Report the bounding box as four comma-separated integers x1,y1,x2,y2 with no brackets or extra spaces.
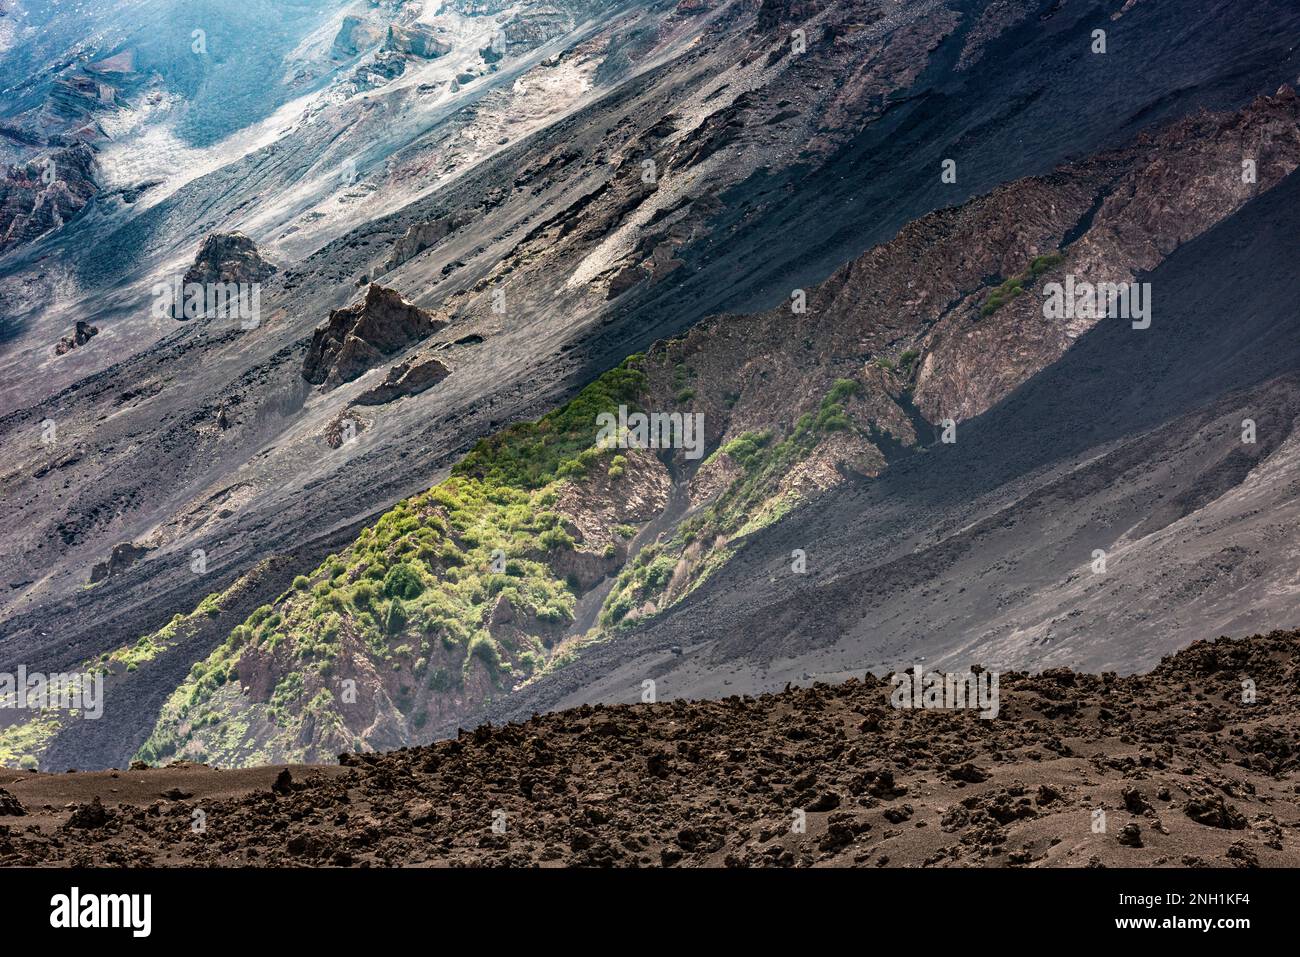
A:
538,526,575,551
352,582,375,607
453,358,646,489
720,431,771,470
385,599,409,635
1029,251,1064,276
982,254,1063,315
826,378,859,403
383,562,425,600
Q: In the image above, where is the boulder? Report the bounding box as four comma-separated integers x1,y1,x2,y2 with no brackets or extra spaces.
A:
64,796,112,829
332,15,387,58
54,320,98,356
183,232,276,287
385,24,452,59
354,354,451,405
89,541,153,584
0,788,26,816
303,285,445,388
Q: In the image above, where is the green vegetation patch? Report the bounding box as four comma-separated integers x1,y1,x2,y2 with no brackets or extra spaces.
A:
981,251,1065,317
453,358,646,488
139,358,651,764
0,713,63,770
600,379,862,628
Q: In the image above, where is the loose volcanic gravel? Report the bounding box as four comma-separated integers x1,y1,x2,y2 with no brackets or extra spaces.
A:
1,631,1297,867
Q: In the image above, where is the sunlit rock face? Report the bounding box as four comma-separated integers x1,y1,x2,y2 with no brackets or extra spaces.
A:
303,284,446,388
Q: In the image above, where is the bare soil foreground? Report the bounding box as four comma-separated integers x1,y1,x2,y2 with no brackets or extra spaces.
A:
1,631,1297,868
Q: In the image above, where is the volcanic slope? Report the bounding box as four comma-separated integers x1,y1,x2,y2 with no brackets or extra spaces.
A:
494,145,1300,726
6,0,1300,711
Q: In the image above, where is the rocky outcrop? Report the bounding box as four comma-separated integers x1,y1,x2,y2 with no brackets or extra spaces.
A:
0,143,97,255
502,9,575,55
383,211,474,271
46,74,117,119
0,788,25,817
53,320,98,356
446,0,515,16
324,411,368,449
354,354,451,405
89,542,153,584
384,23,452,59
754,0,824,33
302,285,446,388
331,15,387,58
354,51,408,88
182,232,277,287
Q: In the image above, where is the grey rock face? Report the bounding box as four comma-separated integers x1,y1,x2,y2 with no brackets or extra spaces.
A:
302,285,446,388
0,143,97,255
385,23,452,59
354,354,452,405
182,232,278,287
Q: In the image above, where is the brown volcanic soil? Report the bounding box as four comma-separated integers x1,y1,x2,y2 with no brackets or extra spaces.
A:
1,631,1297,868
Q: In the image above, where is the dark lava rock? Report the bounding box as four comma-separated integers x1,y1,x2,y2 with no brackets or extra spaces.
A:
806,790,841,812
949,763,990,784
354,354,451,405
1184,795,1247,829
1036,784,1062,805
303,284,445,388
172,232,276,321
0,788,27,817
1117,823,1144,848
89,541,154,584
65,796,111,829
1122,786,1151,814
182,231,277,287
54,320,98,356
